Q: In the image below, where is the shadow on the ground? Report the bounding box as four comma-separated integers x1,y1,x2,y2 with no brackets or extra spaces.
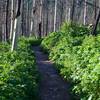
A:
33,46,77,100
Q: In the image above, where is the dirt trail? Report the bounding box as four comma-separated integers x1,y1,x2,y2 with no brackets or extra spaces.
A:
33,46,73,100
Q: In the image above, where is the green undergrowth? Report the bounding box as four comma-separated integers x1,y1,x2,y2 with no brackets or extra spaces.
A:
0,36,40,100
41,22,100,100
27,37,42,46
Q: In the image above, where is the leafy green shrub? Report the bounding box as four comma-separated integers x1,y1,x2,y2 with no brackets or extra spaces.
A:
26,36,42,46
0,37,39,100
41,22,100,100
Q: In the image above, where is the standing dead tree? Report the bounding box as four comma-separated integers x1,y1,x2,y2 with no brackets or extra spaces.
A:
71,0,75,22
83,0,87,25
92,10,100,35
11,0,21,51
38,0,43,38
54,0,57,32
6,0,9,42
10,0,14,40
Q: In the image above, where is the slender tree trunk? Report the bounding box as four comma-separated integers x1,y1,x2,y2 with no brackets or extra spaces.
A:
2,12,6,42
26,0,30,36
60,0,63,28
6,0,9,42
30,0,36,36
84,0,87,25
92,10,100,35
71,0,75,22
2,22,6,42
11,0,21,51
45,0,49,36
38,0,42,38
11,18,18,51
54,0,57,32
68,8,71,22
94,0,97,20
10,0,14,40
21,0,24,35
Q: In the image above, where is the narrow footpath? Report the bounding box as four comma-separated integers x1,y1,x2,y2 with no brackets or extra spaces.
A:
33,46,73,100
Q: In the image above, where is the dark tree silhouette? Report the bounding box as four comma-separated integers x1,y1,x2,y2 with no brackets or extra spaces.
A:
6,0,9,41
92,10,100,35
16,0,21,18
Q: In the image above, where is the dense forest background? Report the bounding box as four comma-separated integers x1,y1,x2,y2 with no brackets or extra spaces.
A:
0,0,100,41
1,0,100,100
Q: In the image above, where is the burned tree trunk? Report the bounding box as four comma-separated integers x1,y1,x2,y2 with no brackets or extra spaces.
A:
71,0,75,22
92,10,100,35
94,0,97,20
84,0,87,25
11,0,21,51
16,0,21,18
10,0,14,40
6,0,9,42
54,0,57,32
38,0,42,38
38,22,42,38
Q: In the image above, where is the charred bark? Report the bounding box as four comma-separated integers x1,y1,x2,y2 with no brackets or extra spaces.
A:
16,0,21,18
6,0,9,42
92,10,100,35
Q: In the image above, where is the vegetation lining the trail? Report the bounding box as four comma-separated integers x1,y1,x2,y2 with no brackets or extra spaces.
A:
0,37,39,100
41,22,100,100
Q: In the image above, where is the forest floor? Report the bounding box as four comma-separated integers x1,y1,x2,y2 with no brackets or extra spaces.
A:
33,46,73,100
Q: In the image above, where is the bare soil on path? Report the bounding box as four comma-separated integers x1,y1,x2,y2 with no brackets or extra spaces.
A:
33,46,73,100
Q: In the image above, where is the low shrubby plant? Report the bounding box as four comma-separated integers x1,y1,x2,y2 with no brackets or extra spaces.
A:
0,37,39,100
41,22,100,100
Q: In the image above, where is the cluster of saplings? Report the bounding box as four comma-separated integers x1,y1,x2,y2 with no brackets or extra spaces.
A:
41,22,100,100
0,37,39,100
